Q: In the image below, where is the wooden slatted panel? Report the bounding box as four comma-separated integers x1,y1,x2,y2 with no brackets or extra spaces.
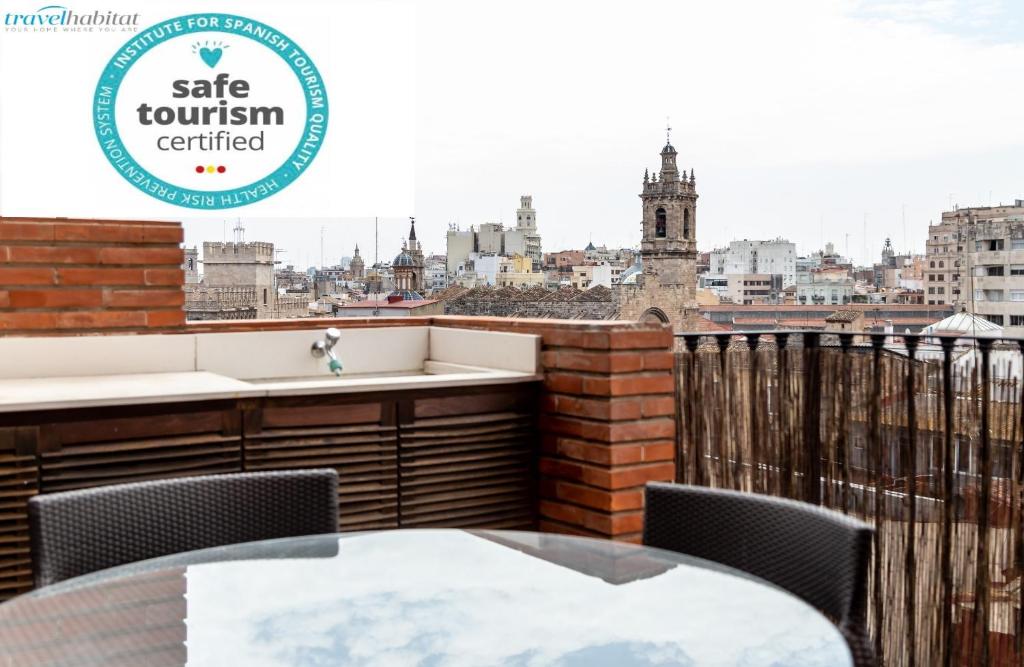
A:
0,429,40,602
400,389,537,529
38,411,242,493
246,402,398,531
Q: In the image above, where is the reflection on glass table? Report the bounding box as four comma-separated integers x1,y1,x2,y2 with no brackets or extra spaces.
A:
0,529,853,667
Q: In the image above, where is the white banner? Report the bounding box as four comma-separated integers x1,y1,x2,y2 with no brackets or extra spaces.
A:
0,0,415,218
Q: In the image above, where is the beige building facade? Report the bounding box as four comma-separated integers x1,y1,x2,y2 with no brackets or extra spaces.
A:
201,241,276,318
925,201,1024,333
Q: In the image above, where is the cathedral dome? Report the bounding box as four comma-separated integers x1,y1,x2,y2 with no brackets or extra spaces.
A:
393,251,414,267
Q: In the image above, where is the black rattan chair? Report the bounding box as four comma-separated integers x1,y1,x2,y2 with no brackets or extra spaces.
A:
643,482,875,666
29,469,339,588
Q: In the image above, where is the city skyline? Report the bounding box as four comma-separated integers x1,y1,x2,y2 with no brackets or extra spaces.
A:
182,205,949,273
172,1,1024,269
413,0,1023,267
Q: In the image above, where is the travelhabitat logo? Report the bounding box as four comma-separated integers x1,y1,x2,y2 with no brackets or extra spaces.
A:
3,5,140,31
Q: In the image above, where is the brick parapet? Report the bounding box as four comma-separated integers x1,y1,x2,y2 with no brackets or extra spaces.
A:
0,218,185,334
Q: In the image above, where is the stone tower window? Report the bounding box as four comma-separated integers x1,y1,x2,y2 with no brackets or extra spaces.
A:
655,208,667,238
683,209,691,239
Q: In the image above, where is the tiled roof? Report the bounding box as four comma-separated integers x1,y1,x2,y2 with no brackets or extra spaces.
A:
571,285,612,302
825,310,861,323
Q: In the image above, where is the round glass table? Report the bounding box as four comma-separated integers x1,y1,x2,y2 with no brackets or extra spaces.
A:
0,530,852,666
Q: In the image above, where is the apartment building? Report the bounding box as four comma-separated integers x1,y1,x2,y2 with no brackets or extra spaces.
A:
724,273,784,305
446,195,544,277
796,267,854,305
925,200,1024,332
709,238,797,288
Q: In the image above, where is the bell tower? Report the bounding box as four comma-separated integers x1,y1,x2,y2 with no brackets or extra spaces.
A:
617,127,699,328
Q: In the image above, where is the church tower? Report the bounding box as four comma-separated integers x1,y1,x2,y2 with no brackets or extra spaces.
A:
391,217,426,299
617,130,699,327
516,195,542,267
350,244,365,279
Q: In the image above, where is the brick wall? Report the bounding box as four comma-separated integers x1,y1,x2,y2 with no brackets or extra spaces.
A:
0,218,185,334
431,316,677,543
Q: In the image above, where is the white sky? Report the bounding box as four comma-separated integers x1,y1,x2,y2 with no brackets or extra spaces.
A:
184,0,1019,267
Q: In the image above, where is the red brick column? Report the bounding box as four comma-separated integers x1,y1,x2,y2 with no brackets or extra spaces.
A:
0,217,185,335
432,316,677,543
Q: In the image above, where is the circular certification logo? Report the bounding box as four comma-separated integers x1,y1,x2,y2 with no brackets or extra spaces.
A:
93,13,328,209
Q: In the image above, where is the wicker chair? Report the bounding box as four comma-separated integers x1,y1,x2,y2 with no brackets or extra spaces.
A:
29,469,339,588
643,482,875,667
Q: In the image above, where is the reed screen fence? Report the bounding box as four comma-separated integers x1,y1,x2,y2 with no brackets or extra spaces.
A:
675,331,1023,667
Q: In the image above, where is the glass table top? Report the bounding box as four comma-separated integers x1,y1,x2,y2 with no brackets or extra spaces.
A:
0,529,852,666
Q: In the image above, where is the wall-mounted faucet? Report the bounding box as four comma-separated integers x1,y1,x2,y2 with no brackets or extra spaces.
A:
310,327,343,376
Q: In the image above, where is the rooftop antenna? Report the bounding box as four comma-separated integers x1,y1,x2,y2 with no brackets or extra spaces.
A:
665,116,671,145
862,213,867,267
901,204,906,253
232,218,245,243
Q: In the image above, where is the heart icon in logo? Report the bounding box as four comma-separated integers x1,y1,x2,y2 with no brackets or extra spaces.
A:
199,47,223,68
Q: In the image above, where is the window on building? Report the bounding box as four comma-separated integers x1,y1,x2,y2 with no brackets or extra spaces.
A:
683,209,690,239
928,287,935,294
263,289,267,305
655,208,667,238
983,314,1005,325
929,261,935,268
984,290,1004,302
986,265,1005,276
1011,265,1024,275
974,289,985,302
1011,315,1024,327
937,287,944,294
928,300,935,305
1013,238,1024,250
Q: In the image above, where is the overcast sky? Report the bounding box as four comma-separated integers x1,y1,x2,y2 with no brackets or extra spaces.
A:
185,0,1024,269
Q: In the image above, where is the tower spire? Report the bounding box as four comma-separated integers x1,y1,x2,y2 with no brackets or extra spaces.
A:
666,116,671,147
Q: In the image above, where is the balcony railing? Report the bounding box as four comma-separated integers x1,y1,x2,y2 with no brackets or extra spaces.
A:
674,330,1023,666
